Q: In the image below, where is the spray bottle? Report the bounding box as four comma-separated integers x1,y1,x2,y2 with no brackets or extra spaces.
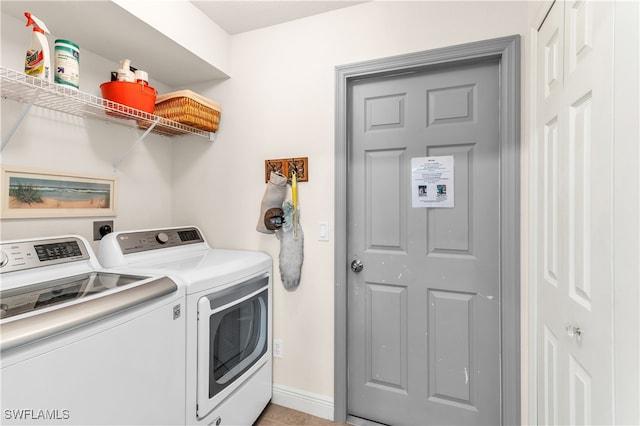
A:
24,12,51,81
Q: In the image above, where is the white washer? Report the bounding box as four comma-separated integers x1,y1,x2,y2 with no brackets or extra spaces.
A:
0,235,186,425
99,226,273,426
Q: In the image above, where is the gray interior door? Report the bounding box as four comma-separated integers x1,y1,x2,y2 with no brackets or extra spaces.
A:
347,60,501,425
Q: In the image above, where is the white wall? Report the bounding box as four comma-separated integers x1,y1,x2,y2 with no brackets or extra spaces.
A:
173,0,530,412
610,1,639,423
1,12,176,253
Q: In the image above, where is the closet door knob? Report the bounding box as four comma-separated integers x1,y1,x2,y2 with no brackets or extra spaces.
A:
350,259,364,273
566,324,583,340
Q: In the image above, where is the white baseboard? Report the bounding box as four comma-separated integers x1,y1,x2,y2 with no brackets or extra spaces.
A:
271,383,334,421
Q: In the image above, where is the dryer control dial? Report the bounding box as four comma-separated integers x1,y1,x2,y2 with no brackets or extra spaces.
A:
155,232,170,244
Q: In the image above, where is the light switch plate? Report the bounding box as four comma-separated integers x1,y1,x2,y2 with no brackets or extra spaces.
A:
318,221,329,241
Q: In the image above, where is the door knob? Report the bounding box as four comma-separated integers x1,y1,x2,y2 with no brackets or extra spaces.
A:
566,324,583,341
351,259,364,273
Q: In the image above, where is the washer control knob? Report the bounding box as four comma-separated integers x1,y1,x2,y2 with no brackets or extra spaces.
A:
0,250,8,268
155,232,170,244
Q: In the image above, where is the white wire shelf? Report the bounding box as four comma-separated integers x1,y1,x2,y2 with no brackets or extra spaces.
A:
0,66,216,140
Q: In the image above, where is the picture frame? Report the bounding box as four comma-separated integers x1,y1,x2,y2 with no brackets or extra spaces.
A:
1,166,117,218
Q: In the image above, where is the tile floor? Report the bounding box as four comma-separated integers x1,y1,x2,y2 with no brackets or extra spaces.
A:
254,403,347,426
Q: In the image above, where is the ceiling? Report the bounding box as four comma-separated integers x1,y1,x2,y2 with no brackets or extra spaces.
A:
191,1,367,35
0,1,368,85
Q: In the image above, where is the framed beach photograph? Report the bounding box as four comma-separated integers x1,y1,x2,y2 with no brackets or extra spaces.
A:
1,166,117,218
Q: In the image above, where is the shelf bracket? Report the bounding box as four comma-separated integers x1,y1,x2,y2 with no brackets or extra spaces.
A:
1,89,40,152
112,117,161,171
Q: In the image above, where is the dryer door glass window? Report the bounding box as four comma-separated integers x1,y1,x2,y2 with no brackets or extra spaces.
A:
207,278,268,398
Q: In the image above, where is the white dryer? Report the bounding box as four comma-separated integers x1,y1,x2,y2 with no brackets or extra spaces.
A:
99,226,273,426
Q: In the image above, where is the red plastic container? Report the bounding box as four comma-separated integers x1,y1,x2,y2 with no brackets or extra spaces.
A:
100,81,157,115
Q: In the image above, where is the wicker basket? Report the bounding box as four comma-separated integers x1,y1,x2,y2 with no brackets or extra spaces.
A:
138,90,221,134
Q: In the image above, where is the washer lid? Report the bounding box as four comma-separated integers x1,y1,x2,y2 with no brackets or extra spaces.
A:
0,275,178,352
0,271,148,320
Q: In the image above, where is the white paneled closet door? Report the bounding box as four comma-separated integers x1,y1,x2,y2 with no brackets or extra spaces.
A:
535,1,614,425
